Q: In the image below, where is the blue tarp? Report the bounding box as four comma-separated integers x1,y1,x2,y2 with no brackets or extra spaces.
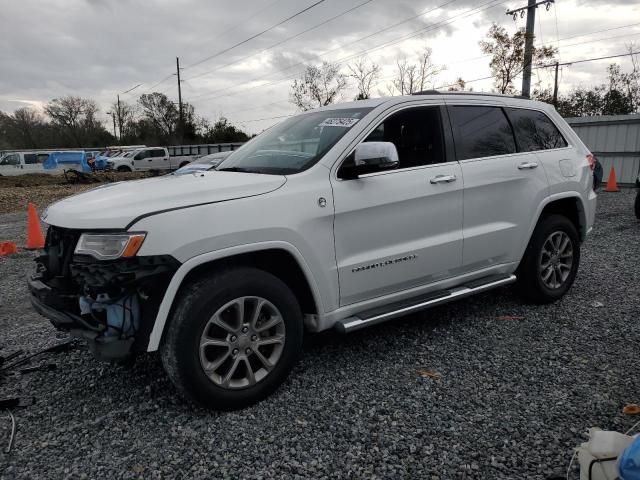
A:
43,151,91,173
95,155,109,170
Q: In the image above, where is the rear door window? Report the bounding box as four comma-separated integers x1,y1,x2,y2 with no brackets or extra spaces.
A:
24,154,38,164
505,108,568,152
152,149,166,157
448,106,516,160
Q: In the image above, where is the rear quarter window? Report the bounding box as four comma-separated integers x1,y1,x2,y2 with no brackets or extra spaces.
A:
448,106,516,160
505,108,568,152
24,154,38,164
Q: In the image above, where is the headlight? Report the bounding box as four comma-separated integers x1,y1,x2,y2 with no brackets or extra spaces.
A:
74,233,146,260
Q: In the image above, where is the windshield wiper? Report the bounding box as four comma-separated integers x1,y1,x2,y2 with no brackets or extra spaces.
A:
217,166,263,174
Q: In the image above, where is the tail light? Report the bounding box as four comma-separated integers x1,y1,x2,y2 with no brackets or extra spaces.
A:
586,153,596,171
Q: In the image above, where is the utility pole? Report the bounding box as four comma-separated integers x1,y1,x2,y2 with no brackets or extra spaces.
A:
116,94,122,142
506,0,554,98
552,61,559,106
176,57,184,142
106,112,117,138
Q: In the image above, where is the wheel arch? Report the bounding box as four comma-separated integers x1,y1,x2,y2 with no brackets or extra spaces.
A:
538,194,586,241
523,192,587,259
146,241,323,351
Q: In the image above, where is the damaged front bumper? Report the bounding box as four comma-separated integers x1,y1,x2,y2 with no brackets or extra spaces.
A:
28,226,180,361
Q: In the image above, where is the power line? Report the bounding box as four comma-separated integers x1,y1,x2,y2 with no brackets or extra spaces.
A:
538,50,640,68
122,84,142,95
185,0,376,82
183,0,327,71
187,0,464,98
544,21,640,45
190,0,506,103
143,74,175,93
192,0,288,57
553,31,640,51
214,30,640,120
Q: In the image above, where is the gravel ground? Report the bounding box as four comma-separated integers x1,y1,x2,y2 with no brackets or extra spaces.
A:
0,172,152,214
1,190,639,479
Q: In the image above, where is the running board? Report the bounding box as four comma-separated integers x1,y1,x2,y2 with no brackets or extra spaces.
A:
335,274,517,333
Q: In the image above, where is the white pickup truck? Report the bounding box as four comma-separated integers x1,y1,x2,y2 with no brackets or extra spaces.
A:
106,147,193,172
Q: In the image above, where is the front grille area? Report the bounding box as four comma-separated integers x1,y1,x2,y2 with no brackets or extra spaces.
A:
43,226,81,281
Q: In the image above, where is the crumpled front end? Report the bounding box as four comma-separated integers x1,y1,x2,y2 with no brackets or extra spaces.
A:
28,226,180,360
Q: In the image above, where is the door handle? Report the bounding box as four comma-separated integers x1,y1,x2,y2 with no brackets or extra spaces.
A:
148,159,153,161
430,174,457,184
518,162,538,170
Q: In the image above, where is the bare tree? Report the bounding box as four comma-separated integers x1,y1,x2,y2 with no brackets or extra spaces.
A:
480,23,556,94
347,57,381,100
390,48,444,95
138,92,179,138
10,108,45,148
44,96,101,146
111,100,137,140
290,62,348,111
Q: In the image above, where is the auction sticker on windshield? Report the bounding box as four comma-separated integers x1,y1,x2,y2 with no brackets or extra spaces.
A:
318,118,360,128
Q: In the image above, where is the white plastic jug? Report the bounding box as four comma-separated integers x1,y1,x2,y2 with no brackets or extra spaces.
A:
578,428,634,480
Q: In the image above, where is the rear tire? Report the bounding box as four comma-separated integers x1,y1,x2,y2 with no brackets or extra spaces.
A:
516,214,580,304
635,190,640,219
161,267,303,410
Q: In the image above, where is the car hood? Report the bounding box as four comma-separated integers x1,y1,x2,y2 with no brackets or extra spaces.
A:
43,171,286,230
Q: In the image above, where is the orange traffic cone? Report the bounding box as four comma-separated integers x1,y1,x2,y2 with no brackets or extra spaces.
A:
605,166,620,192
25,203,45,249
0,241,18,256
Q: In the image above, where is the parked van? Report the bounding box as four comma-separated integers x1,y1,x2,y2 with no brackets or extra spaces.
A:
0,151,52,175
0,151,90,175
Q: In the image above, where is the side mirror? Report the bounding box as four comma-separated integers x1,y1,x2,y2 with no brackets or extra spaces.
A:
339,142,399,179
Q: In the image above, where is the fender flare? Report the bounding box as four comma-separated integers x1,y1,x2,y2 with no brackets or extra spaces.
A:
524,191,587,249
146,241,325,351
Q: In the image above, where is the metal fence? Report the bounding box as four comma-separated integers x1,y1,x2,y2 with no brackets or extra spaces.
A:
0,142,247,159
167,143,245,157
567,114,640,185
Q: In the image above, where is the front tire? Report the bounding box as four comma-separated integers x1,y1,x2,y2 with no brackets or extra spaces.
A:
516,214,580,304
161,268,303,410
117,166,131,173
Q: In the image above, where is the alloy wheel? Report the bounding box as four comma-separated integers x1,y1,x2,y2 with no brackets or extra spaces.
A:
199,296,286,389
539,231,574,289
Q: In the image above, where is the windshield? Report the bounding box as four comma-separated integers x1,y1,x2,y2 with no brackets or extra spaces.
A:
217,107,372,175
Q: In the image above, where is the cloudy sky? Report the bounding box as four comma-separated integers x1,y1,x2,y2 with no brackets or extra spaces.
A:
1,0,638,133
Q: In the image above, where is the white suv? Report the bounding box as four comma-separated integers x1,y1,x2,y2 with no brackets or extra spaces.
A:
30,93,597,409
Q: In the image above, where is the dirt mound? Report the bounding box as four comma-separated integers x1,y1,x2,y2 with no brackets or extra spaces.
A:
0,171,156,214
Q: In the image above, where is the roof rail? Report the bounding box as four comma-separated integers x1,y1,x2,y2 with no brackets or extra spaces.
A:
412,90,441,95
412,90,534,100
